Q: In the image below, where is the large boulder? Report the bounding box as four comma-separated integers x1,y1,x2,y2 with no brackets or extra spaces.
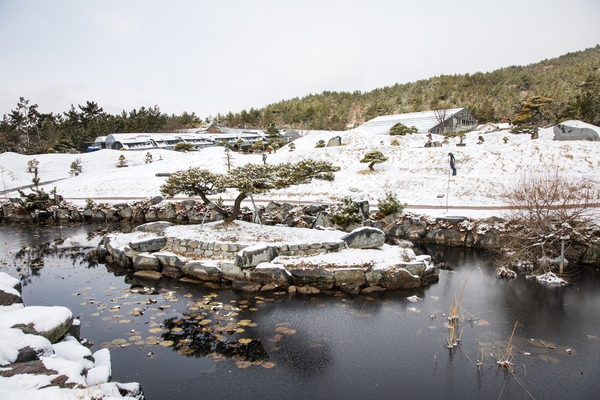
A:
333,268,367,288
326,136,342,147
0,306,73,343
425,228,462,246
553,120,600,141
342,227,385,249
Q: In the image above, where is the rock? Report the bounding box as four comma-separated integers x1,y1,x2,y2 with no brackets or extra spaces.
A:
158,202,177,220
133,253,161,271
296,285,320,294
0,328,53,365
0,306,73,343
361,285,386,293
153,251,184,279
477,228,500,248
221,261,246,281
128,236,167,252
235,244,280,269
264,201,281,214
381,267,421,290
342,227,385,249
0,272,23,306
326,136,342,147
248,263,292,288
304,204,326,216
365,269,386,286
435,216,469,224
314,211,333,228
580,244,600,266
145,196,163,206
232,281,263,292
425,228,462,246
132,270,163,280
290,268,334,290
339,284,362,294
134,220,173,235
333,268,367,287
181,261,222,282
356,201,370,220
144,209,159,221
117,205,133,220
553,120,600,141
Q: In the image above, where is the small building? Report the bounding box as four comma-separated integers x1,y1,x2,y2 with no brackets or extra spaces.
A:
359,108,477,135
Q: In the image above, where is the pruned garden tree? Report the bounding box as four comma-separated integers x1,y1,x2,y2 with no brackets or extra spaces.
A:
360,151,388,171
511,95,553,139
389,122,418,136
160,159,340,223
494,169,600,276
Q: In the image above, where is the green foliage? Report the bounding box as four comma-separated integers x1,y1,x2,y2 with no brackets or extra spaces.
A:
360,151,389,170
377,192,406,216
389,122,418,136
512,96,553,139
558,70,600,126
174,142,195,152
16,170,56,212
252,140,264,150
315,139,326,148
390,138,400,146
161,159,339,223
117,154,127,166
330,197,362,227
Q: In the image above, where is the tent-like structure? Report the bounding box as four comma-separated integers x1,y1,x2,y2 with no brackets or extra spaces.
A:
358,108,476,135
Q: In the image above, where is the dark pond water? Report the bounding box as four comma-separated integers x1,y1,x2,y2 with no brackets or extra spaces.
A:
1,223,600,399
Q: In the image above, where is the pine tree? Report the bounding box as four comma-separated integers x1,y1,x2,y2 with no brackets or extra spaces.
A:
360,151,389,170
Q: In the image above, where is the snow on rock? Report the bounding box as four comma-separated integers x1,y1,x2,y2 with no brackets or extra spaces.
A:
92,348,111,376
0,272,23,306
0,306,73,343
535,272,568,285
0,328,53,366
52,337,93,371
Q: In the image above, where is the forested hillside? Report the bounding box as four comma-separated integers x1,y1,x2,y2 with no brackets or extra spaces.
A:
1,46,599,155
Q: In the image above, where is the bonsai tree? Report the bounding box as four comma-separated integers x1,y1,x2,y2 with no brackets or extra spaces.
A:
503,136,509,144
389,122,418,136
145,152,153,163
315,139,326,148
117,154,127,167
161,159,340,223
511,95,553,139
360,151,388,171
252,140,264,152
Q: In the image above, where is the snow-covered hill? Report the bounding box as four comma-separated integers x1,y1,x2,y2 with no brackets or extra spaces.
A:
1,125,599,219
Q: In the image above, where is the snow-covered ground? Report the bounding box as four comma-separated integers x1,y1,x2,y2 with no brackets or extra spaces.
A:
1,125,599,219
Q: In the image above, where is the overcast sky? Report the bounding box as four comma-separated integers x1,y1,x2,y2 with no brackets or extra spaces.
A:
1,0,598,119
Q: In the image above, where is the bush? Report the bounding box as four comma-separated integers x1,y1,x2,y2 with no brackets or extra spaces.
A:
315,139,326,148
330,196,362,227
390,139,400,146
174,142,195,152
389,122,418,136
496,170,600,275
377,192,406,216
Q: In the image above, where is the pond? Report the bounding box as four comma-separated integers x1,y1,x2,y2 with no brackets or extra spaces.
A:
1,223,599,399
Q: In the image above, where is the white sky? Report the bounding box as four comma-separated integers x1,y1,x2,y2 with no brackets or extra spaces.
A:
1,0,598,119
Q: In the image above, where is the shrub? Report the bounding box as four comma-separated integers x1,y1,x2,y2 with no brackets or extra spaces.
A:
390,139,400,146
174,142,195,152
315,139,326,148
389,122,418,136
330,196,362,227
377,192,406,216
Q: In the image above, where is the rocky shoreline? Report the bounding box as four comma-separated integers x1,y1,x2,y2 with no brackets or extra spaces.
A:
0,272,145,399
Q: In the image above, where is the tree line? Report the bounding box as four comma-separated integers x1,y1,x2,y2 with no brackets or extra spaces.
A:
1,46,598,154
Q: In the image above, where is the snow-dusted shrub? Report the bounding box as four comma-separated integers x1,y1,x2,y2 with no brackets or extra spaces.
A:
315,139,326,148
330,196,362,227
377,192,406,216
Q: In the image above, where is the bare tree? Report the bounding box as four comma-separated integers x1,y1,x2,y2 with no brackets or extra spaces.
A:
433,109,448,136
495,169,600,275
